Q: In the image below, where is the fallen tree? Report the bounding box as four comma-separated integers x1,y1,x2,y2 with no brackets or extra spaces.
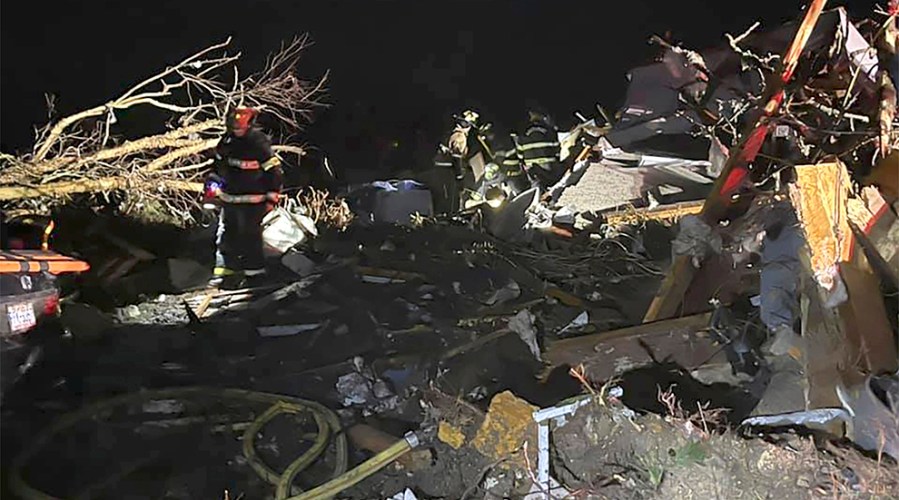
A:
0,35,327,224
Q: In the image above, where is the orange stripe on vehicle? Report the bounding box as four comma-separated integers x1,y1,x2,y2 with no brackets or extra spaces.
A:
0,251,90,274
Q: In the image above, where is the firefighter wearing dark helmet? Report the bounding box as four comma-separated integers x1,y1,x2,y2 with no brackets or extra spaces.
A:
207,107,283,287
513,110,564,191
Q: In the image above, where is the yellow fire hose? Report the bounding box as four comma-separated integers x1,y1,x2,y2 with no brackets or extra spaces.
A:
291,431,416,500
9,387,418,500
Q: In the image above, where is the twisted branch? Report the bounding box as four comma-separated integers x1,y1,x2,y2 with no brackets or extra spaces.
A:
1,34,328,224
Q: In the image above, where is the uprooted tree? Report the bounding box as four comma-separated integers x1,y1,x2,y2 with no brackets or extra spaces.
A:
0,35,327,224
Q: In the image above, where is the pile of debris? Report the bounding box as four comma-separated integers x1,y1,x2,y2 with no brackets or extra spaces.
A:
3,3,898,500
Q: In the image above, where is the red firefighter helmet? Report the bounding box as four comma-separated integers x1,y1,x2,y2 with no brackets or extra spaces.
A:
226,107,259,136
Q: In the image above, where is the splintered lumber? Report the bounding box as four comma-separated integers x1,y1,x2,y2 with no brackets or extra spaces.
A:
542,313,716,381
195,291,216,319
642,0,828,322
790,161,897,387
789,162,854,276
603,200,704,227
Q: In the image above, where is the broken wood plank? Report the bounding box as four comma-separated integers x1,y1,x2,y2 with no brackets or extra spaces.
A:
790,161,897,382
789,162,854,277
545,287,583,308
248,276,319,311
195,291,215,319
355,266,425,282
542,313,716,381
836,262,897,374
441,329,513,361
848,187,899,287
797,250,846,409
603,200,704,228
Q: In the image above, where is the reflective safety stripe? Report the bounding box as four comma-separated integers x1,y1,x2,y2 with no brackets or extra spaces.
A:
435,161,454,167
261,157,282,171
244,268,267,277
218,192,267,204
213,266,237,277
523,157,559,170
524,157,558,165
265,192,280,203
516,141,560,151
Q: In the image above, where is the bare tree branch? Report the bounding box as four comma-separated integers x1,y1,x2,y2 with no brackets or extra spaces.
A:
1,34,327,224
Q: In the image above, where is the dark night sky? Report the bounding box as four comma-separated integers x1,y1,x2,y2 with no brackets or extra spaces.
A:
0,0,874,170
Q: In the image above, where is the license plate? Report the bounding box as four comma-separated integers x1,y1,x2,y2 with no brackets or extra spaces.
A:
7,302,37,333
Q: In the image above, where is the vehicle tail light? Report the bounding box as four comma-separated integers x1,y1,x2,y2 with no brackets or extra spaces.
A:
44,293,60,316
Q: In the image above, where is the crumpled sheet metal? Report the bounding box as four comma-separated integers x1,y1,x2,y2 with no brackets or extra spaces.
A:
743,374,899,460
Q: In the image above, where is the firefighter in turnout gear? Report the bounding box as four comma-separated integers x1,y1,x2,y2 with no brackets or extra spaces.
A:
207,107,283,287
496,143,529,196
513,110,564,192
434,109,482,212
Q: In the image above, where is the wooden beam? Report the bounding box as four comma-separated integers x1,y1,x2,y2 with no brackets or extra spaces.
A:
789,162,854,276
542,313,715,381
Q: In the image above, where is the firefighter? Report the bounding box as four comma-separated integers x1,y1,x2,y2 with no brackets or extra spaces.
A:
513,110,565,192
207,107,283,287
448,110,479,177
433,109,481,212
495,143,529,196
432,142,459,214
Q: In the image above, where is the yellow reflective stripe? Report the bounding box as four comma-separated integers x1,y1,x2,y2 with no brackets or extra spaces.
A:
516,141,560,151
261,156,282,171
213,267,237,277
523,157,558,166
